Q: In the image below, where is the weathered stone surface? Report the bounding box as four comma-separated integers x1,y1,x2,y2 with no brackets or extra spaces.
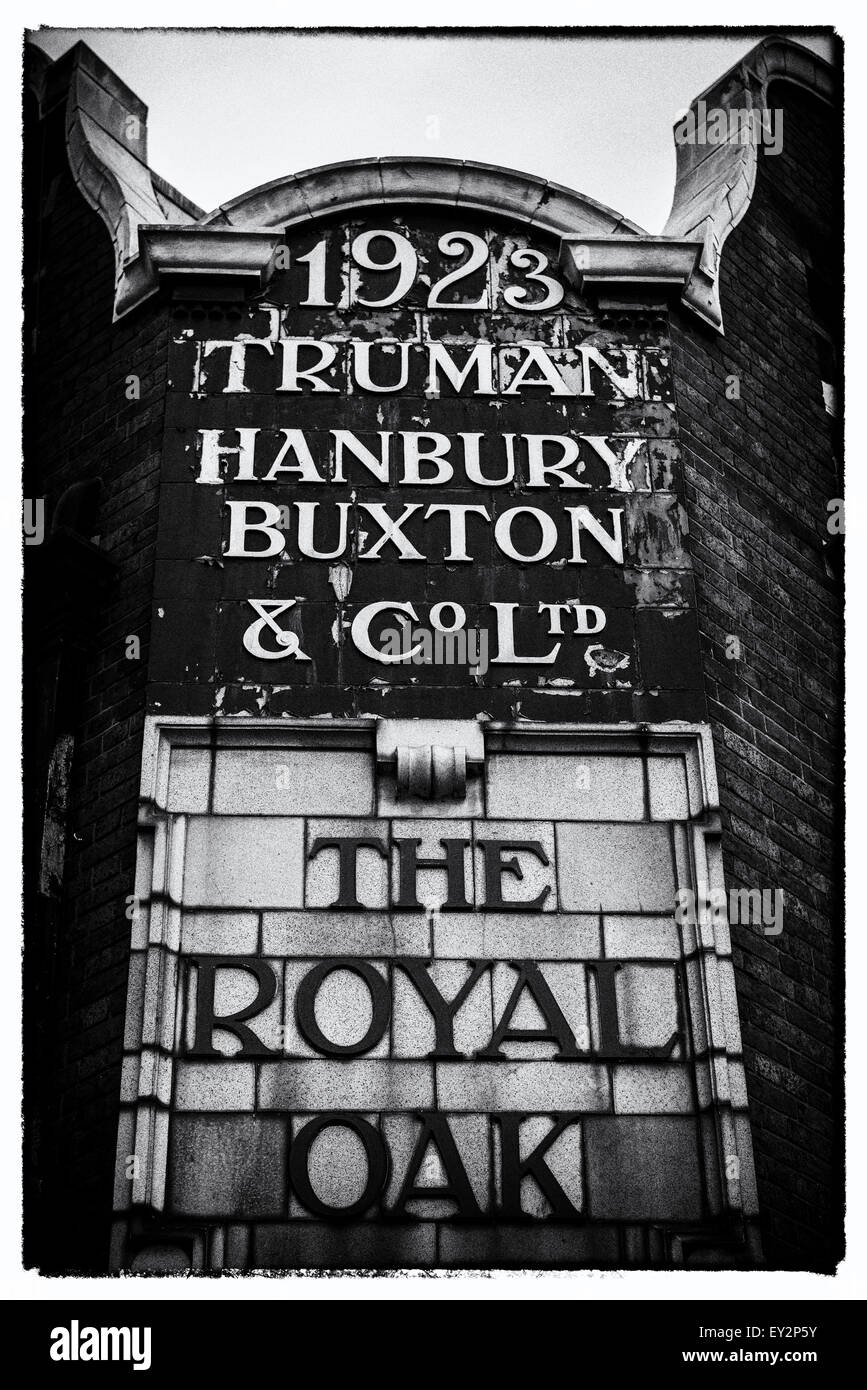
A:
584,1116,702,1219
174,1061,256,1110
439,1223,618,1267
183,816,305,908
556,823,676,912
262,910,430,957
305,819,390,910
180,911,259,955
382,1113,490,1216
288,1112,380,1218
487,753,645,821
436,1061,609,1111
434,911,601,959
602,914,681,960
251,1221,435,1269
491,1114,584,1217
168,1115,286,1217
391,958,494,1059
258,1060,433,1111
212,748,374,816
166,747,211,812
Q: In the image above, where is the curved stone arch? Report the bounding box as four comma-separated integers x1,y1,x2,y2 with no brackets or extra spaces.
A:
198,156,645,239
663,35,835,331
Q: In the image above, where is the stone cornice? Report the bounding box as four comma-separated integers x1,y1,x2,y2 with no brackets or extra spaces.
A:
559,237,703,313
116,227,286,319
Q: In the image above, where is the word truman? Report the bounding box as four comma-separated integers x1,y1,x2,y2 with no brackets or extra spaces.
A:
185,334,664,399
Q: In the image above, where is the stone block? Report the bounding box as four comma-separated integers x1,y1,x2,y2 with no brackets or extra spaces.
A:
180,911,259,955
648,755,690,820
475,820,557,911
288,1112,379,1218
614,963,681,1050
376,717,485,761
257,1060,433,1111
556,822,676,912
305,819,389,909
603,914,681,960
113,1109,135,1208
392,958,493,1058
251,1221,435,1269
123,951,147,1050
281,959,389,1059
487,753,645,821
377,777,484,819
490,960,589,1057
168,1114,286,1217
613,1064,694,1113
184,958,282,1056
439,1223,618,1267
212,748,374,816
183,816,305,908
166,746,211,812
225,1224,250,1269
434,911,601,959
390,818,474,910
436,1061,609,1111
382,1113,490,1216
263,910,430,957
491,1114,584,1217
174,1061,256,1110
584,1116,702,1219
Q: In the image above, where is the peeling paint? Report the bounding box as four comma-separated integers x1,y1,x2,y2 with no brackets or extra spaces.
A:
584,644,631,678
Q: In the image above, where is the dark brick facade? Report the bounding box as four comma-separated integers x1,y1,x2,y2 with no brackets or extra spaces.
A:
24,78,170,1273
671,82,843,1271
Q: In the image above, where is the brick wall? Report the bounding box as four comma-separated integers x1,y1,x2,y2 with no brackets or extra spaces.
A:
23,86,170,1272
671,82,843,1271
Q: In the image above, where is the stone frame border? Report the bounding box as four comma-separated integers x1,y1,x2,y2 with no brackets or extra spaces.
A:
111,715,761,1270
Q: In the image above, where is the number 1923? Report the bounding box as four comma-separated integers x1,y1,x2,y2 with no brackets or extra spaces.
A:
287,229,566,313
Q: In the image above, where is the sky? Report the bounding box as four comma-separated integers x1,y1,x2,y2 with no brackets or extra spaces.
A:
28,28,834,234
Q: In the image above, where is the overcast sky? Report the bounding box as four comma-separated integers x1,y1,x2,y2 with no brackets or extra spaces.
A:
29,28,834,234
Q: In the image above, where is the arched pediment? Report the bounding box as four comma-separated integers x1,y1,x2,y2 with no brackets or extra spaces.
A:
198,156,645,239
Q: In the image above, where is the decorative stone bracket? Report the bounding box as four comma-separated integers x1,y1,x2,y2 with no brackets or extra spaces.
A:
376,718,485,802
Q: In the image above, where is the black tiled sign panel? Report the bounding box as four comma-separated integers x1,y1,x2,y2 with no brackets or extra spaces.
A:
153,213,703,723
